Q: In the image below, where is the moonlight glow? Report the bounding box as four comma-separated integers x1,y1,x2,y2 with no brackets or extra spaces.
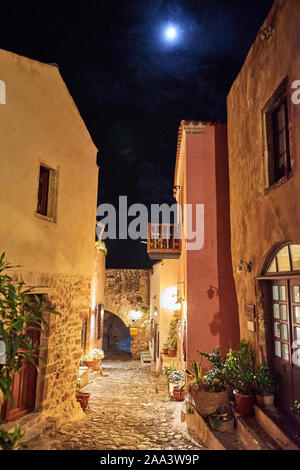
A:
165,26,177,41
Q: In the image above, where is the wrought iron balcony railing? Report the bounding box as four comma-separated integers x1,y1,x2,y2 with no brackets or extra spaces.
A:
147,223,182,260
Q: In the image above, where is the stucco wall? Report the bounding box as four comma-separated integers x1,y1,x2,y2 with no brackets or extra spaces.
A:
227,0,300,355
183,124,239,364
0,49,99,423
0,49,98,277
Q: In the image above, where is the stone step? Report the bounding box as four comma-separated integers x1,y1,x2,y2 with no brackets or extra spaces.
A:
140,350,152,365
235,412,282,450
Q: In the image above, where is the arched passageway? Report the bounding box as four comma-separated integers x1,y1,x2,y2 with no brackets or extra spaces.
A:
102,311,132,357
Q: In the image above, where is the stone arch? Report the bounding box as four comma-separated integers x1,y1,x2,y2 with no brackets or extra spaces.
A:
102,310,131,353
0,80,6,104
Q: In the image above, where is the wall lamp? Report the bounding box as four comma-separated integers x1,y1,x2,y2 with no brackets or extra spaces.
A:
173,185,181,197
237,260,252,273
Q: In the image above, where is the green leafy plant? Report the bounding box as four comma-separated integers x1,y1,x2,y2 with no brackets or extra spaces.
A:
255,364,277,396
223,340,254,395
166,318,178,350
290,400,300,415
209,407,233,430
0,253,59,449
168,370,184,388
185,347,226,393
0,425,24,450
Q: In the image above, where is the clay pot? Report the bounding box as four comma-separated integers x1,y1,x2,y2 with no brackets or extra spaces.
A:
209,415,235,433
233,390,254,416
162,348,169,355
168,349,177,357
173,388,186,402
255,393,274,408
75,391,91,411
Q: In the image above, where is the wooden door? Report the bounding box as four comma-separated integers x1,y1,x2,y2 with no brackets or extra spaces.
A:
270,279,300,410
2,325,40,422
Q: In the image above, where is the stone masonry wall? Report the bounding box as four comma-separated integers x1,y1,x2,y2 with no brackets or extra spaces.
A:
105,269,151,359
8,270,92,424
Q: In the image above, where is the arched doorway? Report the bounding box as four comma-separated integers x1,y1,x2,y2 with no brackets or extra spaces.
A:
260,243,300,410
102,311,132,357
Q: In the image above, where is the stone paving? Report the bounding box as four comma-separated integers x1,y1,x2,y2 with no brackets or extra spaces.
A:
27,350,203,450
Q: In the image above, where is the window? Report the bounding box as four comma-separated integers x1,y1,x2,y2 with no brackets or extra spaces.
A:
36,165,58,221
0,80,6,104
95,304,102,341
267,244,300,274
264,79,291,188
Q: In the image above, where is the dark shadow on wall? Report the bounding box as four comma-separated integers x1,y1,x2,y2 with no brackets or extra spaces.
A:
103,311,131,353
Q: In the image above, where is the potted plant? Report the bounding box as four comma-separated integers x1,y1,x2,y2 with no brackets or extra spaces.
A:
162,344,169,355
83,348,105,369
223,340,254,416
168,338,177,357
254,363,277,407
166,319,178,356
186,347,228,417
290,400,300,424
168,370,186,401
209,407,235,433
75,377,91,412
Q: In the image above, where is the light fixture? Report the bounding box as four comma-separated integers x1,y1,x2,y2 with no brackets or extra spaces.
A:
129,310,143,322
161,286,178,311
237,260,252,273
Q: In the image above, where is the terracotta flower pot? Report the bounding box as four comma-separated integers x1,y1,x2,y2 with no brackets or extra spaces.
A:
173,388,186,402
209,415,235,433
233,390,254,416
75,391,91,411
168,348,176,357
162,348,169,355
255,393,274,408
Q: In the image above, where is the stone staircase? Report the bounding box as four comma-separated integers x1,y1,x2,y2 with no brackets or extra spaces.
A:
140,350,152,366
185,402,300,451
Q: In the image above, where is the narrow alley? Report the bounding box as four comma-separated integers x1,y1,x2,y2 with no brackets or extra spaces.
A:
27,353,203,451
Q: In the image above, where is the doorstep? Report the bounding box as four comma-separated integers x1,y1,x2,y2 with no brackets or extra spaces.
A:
253,404,300,450
1,411,57,446
185,403,244,450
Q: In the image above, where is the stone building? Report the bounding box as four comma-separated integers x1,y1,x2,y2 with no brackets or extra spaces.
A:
0,49,105,424
227,0,300,412
104,269,151,359
148,121,240,373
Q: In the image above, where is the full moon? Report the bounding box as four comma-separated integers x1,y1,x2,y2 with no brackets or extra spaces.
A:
165,26,177,41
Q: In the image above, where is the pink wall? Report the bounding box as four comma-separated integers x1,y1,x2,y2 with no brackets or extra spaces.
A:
186,124,240,368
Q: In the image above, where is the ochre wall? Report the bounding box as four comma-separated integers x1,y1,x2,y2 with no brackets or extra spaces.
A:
0,49,99,423
227,0,300,356
0,49,98,276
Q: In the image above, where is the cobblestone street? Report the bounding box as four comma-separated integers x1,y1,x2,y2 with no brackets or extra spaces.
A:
27,351,203,450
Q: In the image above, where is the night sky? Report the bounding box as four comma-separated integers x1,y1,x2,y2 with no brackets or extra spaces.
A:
0,0,274,268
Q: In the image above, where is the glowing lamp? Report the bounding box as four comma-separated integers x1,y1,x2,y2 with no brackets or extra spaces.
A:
129,310,143,322
161,286,178,311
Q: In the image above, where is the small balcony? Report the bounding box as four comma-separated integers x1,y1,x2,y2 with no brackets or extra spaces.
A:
147,223,182,260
